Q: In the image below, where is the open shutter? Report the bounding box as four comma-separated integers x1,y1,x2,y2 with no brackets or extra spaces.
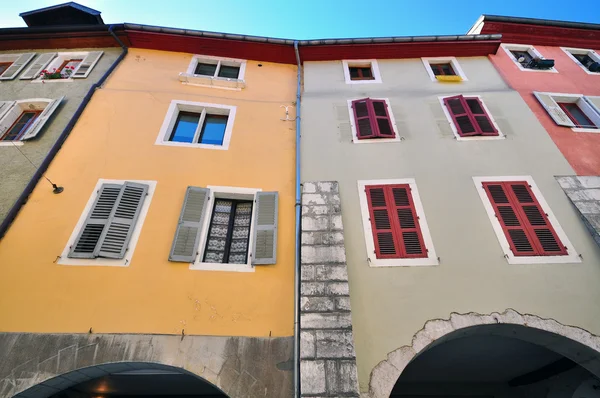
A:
72,51,104,78
69,184,123,259
0,101,16,121
465,98,498,136
444,95,478,136
371,99,395,138
533,92,575,127
169,187,210,263
366,186,400,258
0,53,36,80
0,104,22,139
96,182,148,259
20,96,64,141
19,53,56,80
252,191,278,265
352,98,377,139
584,96,600,117
389,185,427,258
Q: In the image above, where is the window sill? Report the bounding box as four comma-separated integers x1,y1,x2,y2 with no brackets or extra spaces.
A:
0,141,24,146
179,73,245,91
515,64,558,73
572,127,600,133
190,262,255,272
456,135,506,142
31,78,75,84
505,254,581,265
155,141,229,150
353,137,401,144
369,257,439,267
57,256,130,267
435,75,462,82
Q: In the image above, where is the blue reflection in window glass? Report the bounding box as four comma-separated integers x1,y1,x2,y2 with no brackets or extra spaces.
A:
199,115,228,145
170,111,200,143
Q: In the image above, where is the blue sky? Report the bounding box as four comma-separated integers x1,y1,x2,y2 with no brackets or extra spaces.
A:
1,0,599,39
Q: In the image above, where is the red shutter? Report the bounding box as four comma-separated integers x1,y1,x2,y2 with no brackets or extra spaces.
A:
352,98,395,140
371,100,395,138
366,184,427,259
465,98,498,136
444,95,499,137
483,182,566,256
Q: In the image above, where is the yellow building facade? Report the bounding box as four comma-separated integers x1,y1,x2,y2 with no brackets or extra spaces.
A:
0,31,297,397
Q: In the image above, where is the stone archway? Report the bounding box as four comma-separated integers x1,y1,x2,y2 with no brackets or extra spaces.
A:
366,309,600,398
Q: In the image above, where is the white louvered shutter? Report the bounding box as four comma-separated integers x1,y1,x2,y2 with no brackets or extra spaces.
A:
19,53,56,80
0,101,16,121
0,53,36,80
21,96,64,140
169,187,210,263
0,104,22,138
251,191,278,265
584,96,600,117
72,51,103,78
533,92,575,127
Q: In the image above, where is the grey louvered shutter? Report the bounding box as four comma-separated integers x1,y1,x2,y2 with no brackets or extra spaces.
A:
69,184,123,259
533,92,575,127
584,96,600,116
251,191,278,265
20,53,56,80
169,187,210,262
0,101,16,121
96,182,148,259
21,96,64,140
72,51,103,78
0,53,35,80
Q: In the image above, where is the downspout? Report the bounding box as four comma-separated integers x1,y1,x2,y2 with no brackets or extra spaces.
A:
293,40,302,398
0,24,128,240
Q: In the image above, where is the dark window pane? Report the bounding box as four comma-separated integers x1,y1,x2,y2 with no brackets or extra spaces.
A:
511,50,533,66
349,66,373,80
0,62,12,75
359,67,373,78
373,101,387,117
432,63,455,76
1,111,38,141
203,200,253,264
194,62,217,76
169,111,200,143
559,103,596,128
354,101,369,118
218,65,240,79
466,99,484,114
199,114,228,145
349,67,360,79
573,53,595,69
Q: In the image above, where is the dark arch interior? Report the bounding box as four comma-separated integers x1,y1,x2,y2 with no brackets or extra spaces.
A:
391,330,600,397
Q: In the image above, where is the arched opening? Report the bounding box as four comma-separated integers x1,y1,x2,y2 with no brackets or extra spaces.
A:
15,363,229,398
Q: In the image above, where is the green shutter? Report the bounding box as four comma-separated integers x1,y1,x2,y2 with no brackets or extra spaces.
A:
20,53,56,80
251,191,278,265
0,53,36,80
72,51,103,78
169,187,210,263
21,96,64,140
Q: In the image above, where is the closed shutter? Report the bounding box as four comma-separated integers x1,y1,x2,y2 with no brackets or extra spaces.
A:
0,101,16,121
21,96,64,140
483,182,566,256
444,95,478,136
0,53,35,80
72,51,103,78
20,53,56,80
366,185,427,259
252,191,278,265
465,97,498,135
169,186,210,263
533,92,575,127
352,98,376,139
351,98,396,139
371,99,395,137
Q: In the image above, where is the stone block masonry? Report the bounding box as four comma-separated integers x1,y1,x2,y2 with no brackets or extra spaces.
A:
556,176,600,248
300,181,360,397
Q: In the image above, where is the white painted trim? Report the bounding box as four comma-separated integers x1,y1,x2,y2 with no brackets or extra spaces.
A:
535,92,600,131
183,54,247,90
347,98,401,144
0,98,53,142
438,95,506,141
561,47,600,75
0,141,23,147
357,179,438,267
421,57,468,82
155,100,236,150
501,44,558,73
31,79,74,84
190,185,261,272
572,128,600,133
472,176,580,264
58,179,157,267
342,59,382,84
34,52,89,81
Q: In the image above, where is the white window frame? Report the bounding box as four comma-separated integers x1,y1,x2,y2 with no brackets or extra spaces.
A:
438,95,506,141
561,47,600,75
537,92,600,133
357,179,438,267
501,44,558,73
58,179,157,267
421,57,468,82
0,98,54,146
347,98,400,144
32,52,90,83
155,100,236,150
473,176,580,265
342,59,382,84
179,54,247,91
190,185,261,273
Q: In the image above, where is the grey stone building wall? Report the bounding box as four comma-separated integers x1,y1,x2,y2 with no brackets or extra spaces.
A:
557,176,600,247
0,48,121,225
300,181,359,397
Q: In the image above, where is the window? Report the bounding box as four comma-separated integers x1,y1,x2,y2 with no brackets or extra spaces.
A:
58,179,156,267
501,44,557,72
534,92,600,133
180,55,247,90
473,176,579,264
169,186,278,272
0,53,35,80
342,59,382,84
0,63,12,75
422,57,468,82
562,47,600,74
0,97,64,146
348,98,397,142
18,51,103,81
358,179,437,267
156,100,236,150
440,95,503,140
